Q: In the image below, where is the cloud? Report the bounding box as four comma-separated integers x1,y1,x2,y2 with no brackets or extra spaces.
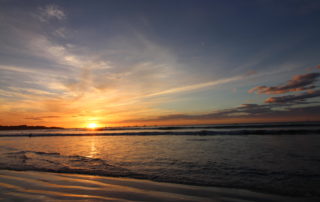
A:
146,75,243,97
39,4,66,21
245,70,257,76
53,27,67,38
26,35,113,73
0,65,40,74
249,73,320,94
265,89,320,104
123,104,274,123
25,116,60,121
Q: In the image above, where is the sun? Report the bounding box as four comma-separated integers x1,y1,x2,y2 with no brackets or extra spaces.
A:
87,123,98,130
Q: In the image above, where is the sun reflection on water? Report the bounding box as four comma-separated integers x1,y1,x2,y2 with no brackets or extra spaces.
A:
88,138,98,158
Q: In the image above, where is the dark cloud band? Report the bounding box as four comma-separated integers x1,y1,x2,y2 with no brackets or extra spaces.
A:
249,73,320,94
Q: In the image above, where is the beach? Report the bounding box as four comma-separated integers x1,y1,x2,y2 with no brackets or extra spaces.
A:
1,169,317,202
0,126,320,201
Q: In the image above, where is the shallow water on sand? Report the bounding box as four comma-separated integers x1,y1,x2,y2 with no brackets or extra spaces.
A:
2,170,318,202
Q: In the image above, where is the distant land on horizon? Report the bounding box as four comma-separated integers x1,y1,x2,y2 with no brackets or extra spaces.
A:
0,125,63,130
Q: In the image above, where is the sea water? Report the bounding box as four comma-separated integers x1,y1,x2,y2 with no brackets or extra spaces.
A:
0,123,320,197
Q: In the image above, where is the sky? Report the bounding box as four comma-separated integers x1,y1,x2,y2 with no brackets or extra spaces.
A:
0,0,320,128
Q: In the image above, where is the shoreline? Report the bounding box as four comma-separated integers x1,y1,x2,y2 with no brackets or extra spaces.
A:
0,170,318,201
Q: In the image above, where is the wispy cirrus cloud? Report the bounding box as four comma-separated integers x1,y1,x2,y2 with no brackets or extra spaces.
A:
38,4,66,21
249,72,320,94
146,75,243,97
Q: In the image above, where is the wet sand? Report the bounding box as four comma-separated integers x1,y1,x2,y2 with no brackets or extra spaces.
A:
0,170,317,201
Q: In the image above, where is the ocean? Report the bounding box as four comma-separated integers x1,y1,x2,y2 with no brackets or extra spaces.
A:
0,122,320,197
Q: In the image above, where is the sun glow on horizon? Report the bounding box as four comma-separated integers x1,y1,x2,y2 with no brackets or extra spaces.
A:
87,123,98,130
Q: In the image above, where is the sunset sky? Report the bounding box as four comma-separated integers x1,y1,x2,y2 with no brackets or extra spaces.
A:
1,0,320,128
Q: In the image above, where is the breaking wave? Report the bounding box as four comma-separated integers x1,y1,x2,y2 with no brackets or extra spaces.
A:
0,150,134,177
